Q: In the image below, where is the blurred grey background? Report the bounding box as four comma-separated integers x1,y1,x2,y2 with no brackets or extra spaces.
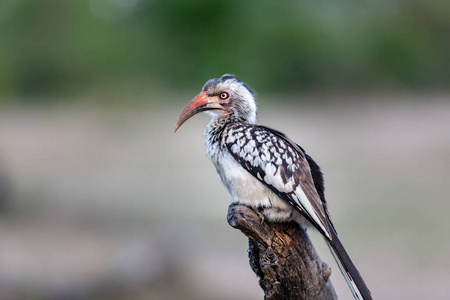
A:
1,1,449,299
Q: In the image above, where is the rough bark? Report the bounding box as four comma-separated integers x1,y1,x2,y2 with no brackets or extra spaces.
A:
227,203,337,300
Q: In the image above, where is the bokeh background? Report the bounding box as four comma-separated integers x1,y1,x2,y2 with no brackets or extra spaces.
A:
1,1,449,299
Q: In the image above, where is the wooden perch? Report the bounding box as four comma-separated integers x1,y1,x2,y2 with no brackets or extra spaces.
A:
227,203,337,300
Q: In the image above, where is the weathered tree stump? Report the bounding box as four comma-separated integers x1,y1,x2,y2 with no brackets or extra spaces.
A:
227,203,337,300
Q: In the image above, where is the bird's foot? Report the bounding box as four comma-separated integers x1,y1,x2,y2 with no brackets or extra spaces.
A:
256,207,266,225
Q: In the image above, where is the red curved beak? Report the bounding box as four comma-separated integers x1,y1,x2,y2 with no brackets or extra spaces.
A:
174,91,224,132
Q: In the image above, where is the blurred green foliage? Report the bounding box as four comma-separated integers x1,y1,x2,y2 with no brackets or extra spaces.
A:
0,0,449,100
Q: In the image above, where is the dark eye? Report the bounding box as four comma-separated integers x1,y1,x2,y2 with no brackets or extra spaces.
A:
219,92,229,100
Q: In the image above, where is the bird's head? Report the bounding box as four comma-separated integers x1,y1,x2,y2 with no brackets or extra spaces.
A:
174,74,257,132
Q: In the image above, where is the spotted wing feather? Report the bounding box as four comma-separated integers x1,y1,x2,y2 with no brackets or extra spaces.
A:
224,123,331,238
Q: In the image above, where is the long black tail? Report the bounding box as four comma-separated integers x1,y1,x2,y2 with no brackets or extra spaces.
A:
326,224,372,300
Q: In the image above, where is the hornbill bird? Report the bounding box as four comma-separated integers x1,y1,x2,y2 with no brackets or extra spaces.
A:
175,74,372,300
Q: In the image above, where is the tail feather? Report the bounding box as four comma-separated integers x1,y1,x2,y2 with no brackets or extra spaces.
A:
326,225,372,300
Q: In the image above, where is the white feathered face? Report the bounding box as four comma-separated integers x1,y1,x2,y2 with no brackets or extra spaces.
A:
175,74,257,132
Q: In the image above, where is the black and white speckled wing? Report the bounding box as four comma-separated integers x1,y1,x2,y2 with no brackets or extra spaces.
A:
224,123,331,239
